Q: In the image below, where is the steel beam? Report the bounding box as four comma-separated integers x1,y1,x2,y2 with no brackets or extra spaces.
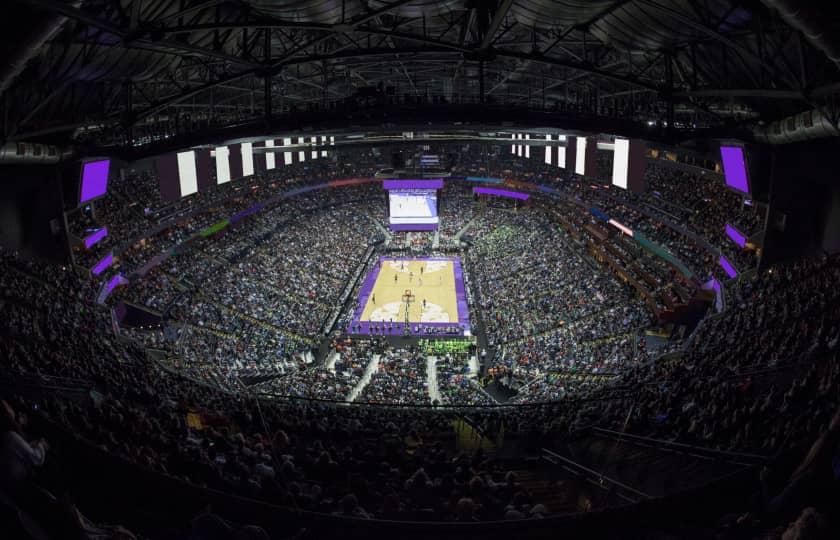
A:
480,0,515,50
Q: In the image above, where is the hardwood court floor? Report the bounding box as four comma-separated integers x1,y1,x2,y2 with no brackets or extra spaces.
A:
359,259,459,323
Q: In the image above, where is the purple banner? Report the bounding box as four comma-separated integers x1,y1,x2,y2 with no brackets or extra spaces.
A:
83,227,108,249
473,187,529,200
91,252,114,276
389,223,438,232
79,159,110,204
719,255,738,279
720,146,750,193
725,223,747,248
383,179,444,190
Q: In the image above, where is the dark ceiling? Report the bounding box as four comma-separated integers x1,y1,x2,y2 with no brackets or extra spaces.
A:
1,0,839,148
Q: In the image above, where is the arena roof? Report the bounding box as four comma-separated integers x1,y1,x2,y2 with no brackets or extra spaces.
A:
2,0,839,148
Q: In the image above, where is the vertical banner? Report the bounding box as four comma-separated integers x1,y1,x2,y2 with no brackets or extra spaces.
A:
241,142,254,177
196,148,214,192
612,138,630,189
524,134,530,158
214,146,231,184
556,134,567,168
574,137,587,175
176,150,198,197
155,153,180,202
297,137,306,162
283,137,293,165
627,139,647,193
253,141,267,174
544,134,552,164
228,143,243,180
265,139,276,170
564,136,576,172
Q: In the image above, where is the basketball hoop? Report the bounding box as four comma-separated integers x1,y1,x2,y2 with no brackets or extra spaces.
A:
401,289,416,335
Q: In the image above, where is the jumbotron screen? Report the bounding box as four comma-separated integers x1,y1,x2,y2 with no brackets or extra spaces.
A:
388,189,438,229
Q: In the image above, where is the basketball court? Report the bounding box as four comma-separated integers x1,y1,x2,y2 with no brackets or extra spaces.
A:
348,256,470,336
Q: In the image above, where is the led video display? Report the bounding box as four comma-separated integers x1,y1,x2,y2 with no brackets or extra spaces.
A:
725,223,747,248
91,252,113,276
719,255,738,278
389,189,438,225
720,145,750,194
79,159,110,204
83,227,108,249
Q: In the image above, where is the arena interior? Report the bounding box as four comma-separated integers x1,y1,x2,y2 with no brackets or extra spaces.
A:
1,1,840,539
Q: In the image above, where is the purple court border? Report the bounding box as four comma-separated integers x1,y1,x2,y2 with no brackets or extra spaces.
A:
347,256,471,337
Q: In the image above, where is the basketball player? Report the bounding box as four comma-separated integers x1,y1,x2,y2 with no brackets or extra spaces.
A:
422,298,427,309
409,272,413,283
418,277,423,287
372,293,376,305
420,264,424,276
394,273,398,284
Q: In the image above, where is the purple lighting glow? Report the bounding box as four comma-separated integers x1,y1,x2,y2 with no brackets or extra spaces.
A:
83,228,108,249
719,255,738,279
92,253,114,276
79,159,111,204
725,223,747,248
720,146,750,193
472,187,529,200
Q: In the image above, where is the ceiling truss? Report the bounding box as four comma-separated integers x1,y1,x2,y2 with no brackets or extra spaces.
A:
2,0,839,146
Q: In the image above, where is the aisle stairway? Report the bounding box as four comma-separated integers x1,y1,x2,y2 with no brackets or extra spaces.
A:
556,430,751,498
509,468,579,515
426,356,441,403
454,209,485,242
468,354,479,376
365,213,392,245
347,354,380,402
325,351,339,372
453,418,495,453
